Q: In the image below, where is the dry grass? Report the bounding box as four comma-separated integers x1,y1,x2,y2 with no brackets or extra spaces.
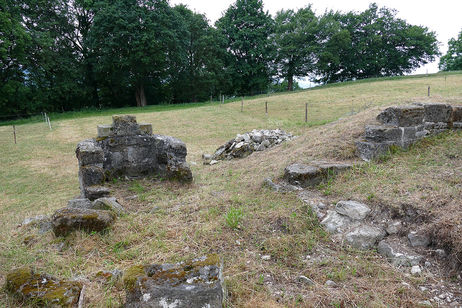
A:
1,73,462,307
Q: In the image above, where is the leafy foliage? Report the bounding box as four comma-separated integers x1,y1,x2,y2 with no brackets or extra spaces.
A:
439,29,462,71
0,0,441,118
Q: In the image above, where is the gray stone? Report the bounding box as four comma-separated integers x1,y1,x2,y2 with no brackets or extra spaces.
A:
76,139,104,166
424,122,449,130
376,105,425,127
261,139,270,147
356,141,393,161
112,115,142,136
261,255,271,261
67,198,93,209
435,249,446,258
298,275,314,285
51,208,116,237
423,103,453,123
202,154,212,165
321,210,352,233
92,197,127,216
284,164,322,187
377,240,423,266
385,221,402,235
79,165,105,188
84,186,111,201
124,255,223,308
411,265,422,276
453,122,462,129
21,215,52,234
407,231,430,247
335,201,371,220
325,280,337,287
97,124,113,138
345,225,385,250
364,125,402,142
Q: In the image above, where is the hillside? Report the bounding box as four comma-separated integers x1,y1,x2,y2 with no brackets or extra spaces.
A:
1,72,462,307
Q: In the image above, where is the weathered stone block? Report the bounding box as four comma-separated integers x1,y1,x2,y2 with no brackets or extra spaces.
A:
52,208,116,236
452,106,462,122
5,267,82,307
124,255,224,308
376,105,424,127
453,122,462,129
76,140,104,166
67,198,92,209
92,197,127,216
85,186,111,201
423,103,453,123
364,125,402,142
79,165,105,187
377,239,423,267
139,123,153,135
97,124,113,138
321,210,352,233
284,164,322,187
355,141,393,161
335,201,371,220
424,122,449,130
345,225,385,250
112,115,141,136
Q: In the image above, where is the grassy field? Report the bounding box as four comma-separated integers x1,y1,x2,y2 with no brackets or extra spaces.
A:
1,72,462,307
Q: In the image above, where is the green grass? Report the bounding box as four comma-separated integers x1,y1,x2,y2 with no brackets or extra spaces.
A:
1,72,462,307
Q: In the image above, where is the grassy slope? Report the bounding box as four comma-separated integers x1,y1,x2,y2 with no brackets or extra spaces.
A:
0,72,461,307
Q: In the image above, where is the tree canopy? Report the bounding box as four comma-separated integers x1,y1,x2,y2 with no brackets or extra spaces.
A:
439,29,462,71
0,1,441,118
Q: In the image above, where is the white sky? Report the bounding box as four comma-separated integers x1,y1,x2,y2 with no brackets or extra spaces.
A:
171,0,462,76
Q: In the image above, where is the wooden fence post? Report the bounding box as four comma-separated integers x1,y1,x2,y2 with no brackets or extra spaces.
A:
265,101,268,114
241,98,243,112
305,103,308,123
13,125,16,144
428,86,430,97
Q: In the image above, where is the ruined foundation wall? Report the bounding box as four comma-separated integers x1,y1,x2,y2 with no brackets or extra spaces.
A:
357,103,462,161
76,115,192,200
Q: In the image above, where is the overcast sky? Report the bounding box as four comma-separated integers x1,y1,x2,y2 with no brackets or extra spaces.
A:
170,0,462,76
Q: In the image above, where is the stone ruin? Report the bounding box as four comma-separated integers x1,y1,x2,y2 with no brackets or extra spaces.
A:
357,103,462,161
77,115,192,200
9,115,226,307
203,129,294,164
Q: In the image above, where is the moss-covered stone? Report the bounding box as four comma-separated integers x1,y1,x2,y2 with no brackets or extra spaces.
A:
5,267,82,307
122,265,145,291
51,207,116,237
124,255,224,307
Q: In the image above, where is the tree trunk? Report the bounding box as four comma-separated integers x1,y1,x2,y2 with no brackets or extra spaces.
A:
287,74,294,91
135,84,147,107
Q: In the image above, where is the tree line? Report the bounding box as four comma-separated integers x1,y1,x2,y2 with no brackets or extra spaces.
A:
1,0,440,118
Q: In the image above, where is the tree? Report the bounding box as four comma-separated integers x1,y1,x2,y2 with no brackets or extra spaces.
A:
88,0,184,107
273,6,319,91
216,0,274,96
0,0,31,117
171,5,227,103
316,4,439,83
439,30,462,71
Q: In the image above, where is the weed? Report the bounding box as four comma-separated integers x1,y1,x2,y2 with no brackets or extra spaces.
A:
225,207,243,229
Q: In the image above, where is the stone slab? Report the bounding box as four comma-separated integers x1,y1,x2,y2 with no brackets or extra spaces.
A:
124,255,224,308
52,207,116,236
423,103,453,123
376,105,424,127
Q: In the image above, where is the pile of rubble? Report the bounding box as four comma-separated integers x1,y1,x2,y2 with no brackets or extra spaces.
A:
204,129,294,164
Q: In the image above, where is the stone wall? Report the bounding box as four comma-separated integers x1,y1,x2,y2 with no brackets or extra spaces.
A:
357,103,462,161
76,115,192,200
